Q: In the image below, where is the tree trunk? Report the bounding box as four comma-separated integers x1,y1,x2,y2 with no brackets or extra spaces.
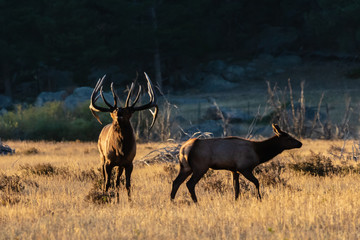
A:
150,7,162,90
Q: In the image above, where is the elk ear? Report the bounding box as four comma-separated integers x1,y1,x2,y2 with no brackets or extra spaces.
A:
272,124,282,136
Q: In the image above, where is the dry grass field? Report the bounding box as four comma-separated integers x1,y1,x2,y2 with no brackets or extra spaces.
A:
1,139,360,239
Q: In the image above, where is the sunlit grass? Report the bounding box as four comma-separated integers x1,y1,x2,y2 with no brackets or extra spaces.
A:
0,140,360,239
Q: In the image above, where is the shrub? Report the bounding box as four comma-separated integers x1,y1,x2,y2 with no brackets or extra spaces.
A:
20,163,57,176
0,174,38,206
20,163,99,182
267,80,353,139
22,147,40,155
0,97,181,141
288,152,360,176
255,160,288,187
0,101,103,141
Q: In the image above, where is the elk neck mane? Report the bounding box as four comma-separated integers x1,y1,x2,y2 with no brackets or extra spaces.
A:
252,136,285,164
110,119,135,143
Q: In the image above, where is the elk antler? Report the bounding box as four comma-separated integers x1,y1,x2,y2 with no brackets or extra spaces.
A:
131,72,159,129
89,75,119,124
90,73,158,128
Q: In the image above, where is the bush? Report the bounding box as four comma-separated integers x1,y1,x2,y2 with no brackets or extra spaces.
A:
0,174,38,206
267,80,353,139
20,163,99,182
0,98,180,141
289,152,360,176
0,101,103,141
255,160,288,187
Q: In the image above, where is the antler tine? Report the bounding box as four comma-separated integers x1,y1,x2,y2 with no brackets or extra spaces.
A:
90,75,109,112
99,85,115,109
148,105,159,130
131,72,158,129
89,75,113,124
130,85,142,108
144,72,156,104
110,82,119,107
125,83,135,108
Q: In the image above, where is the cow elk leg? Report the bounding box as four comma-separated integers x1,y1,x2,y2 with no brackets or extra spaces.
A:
232,171,240,200
186,169,207,203
240,169,261,200
171,168,192,200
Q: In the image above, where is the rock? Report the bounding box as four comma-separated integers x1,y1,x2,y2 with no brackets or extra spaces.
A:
201,74,239,92
64,87,113,110
0,108,8,115
35,90,67,107
204,60,227,74
0,95,12,109
223,65,245,82
0,140,15,155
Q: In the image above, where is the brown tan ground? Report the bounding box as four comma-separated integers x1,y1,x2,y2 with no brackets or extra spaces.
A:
0,140,359,239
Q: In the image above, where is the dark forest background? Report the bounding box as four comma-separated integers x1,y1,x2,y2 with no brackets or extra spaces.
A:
1,0,360,101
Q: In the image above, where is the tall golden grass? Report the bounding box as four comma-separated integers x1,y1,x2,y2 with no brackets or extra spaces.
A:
1,140,360,239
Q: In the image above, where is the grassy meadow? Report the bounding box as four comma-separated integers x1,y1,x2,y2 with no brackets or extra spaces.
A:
1,139,360,239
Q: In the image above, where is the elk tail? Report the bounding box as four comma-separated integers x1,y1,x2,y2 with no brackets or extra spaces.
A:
179,138,198,172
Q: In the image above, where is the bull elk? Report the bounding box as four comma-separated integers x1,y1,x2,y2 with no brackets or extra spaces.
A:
171,124,302,203
90,72,158,197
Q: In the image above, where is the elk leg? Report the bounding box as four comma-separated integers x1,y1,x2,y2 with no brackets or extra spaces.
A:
171,168,192,200
240,170,261,200
232,171,240,200
186,169,207,203
115,167,124,203
101,156,106,192
101,163,106,192
115,167,124,189
104,164,113,192
125,164,133,200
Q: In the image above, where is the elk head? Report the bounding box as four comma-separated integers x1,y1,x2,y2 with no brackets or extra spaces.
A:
272,124,302,149
89,72,158,129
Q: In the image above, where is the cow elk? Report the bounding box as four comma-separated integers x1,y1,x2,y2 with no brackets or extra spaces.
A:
170,124,302,203
90,73,158,198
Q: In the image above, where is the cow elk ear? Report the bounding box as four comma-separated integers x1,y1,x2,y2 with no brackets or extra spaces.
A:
272,124,282,137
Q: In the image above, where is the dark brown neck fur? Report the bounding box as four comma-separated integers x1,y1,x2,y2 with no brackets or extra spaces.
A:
110,119,135,157
252,136,284,164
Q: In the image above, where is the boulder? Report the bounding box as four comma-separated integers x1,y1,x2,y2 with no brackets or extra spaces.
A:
35,90,67,107
223,65,245,82
201,74,239,92
64,87,93,110
0,140,15,155
204,60,227,74
64,87,114,110
0,108,8,115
